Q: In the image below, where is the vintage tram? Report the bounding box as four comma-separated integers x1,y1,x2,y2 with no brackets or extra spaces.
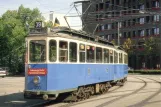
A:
24,26,128,101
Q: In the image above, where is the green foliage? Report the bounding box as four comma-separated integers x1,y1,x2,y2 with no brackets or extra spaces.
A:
123,38,134,54
0,5,44,74
44,21,53,28
129,70,161,74
143,37,158,55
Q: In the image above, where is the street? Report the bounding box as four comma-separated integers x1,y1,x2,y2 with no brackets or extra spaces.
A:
0,77,44,107
0,75,161,107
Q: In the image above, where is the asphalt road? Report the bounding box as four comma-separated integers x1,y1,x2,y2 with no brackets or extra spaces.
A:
0,75,161,107
0,77,44,107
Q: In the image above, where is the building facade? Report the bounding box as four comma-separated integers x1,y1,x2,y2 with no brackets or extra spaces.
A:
82,0,161,69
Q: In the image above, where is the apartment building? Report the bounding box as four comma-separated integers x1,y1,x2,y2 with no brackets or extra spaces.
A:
82,0,161,69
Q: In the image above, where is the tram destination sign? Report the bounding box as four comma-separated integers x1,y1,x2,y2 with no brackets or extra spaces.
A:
35,21,43,28
28,68,47,75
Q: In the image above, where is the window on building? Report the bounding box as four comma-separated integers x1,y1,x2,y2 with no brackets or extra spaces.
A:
96,15,99,21
128,20,131,26
105,12,112,18
69,42,77,62
79,44,85,62
116,0,120,5
104,24,108,29
99,14,103,20
139,30,145,37
146,16,150,23
96,4,98,11
49,40,57,62
112,34,115,39
99,3,104,10
112,23,114,29
110,50,113,63
133,6,136,13
106,34,111,40
104,49,109,63
146,2,150,8
139,4,145,10
146,29,150,36
99,25,102,31
105,1,110,9
123,21,126,27
128,32,131,38
153,15,160,22
86,45,95,63
96,47,102,63
133,19,136,25
112,12,114,17
108,24,112,30
152,1,160,8
152,28,159,35
157,28,159,34
59,41,68,62
124,32,127,38
139,18,144,24
119,22,122,28
133,31,136,37
101,25,105,31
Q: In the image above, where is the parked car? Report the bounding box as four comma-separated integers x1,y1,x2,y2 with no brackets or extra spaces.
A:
128,67,134,71
0,68,7,78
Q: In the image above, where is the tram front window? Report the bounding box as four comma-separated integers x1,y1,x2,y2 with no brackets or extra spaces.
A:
29,40,46,62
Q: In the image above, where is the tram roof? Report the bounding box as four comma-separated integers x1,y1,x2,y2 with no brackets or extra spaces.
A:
29,27,124,51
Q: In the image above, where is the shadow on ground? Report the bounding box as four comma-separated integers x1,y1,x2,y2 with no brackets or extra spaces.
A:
0,92,43,107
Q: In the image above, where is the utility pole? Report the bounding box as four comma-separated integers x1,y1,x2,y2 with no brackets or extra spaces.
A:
118,22,120,46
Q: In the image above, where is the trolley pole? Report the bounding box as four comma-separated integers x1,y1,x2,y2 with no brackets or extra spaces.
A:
118,22,120,46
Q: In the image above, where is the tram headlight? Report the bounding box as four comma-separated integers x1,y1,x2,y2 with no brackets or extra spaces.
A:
33,76,40,85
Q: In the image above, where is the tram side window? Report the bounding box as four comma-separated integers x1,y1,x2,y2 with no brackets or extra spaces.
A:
86,45,95,63
59,41,68,62
49,40,57,62
79,44,85,62
30,40,46,62
104,49,109,63
110,50,113,63
69,42,77,62
119,53,123,63
124,54,128,64
96,47,102,63
114,51,118,63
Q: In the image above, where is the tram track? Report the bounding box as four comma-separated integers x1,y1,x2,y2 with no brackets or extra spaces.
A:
88,77,147,107
127,76,161,107
27,84,123,107
27,76,158,107
57,77,147,107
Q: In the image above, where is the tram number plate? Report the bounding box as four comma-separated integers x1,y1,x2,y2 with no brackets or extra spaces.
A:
28,68,47,75
35,21,42,28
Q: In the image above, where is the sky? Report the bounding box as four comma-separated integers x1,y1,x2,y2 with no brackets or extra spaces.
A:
0,0,82,29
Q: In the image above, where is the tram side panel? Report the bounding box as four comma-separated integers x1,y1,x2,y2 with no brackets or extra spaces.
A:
27,64,47,91
114,64,126,80
47,63,118,91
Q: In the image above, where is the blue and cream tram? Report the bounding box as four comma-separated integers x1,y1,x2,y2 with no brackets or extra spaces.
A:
24,27,128,100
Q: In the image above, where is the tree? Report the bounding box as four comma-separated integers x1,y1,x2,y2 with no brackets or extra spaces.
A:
0,5,44,74
143,37,158,55
111,39,116,45
123,38,134,54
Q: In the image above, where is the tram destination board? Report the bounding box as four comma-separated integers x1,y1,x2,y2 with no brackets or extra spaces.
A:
35,21,43,28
